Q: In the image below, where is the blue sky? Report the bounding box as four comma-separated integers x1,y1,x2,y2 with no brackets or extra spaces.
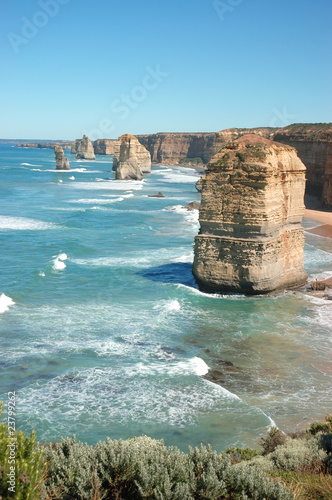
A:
0,0,331,139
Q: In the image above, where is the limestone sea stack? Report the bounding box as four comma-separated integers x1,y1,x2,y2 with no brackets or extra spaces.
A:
75,135,95,160
193,135,308,294
113,134,151,180
54,146,70,170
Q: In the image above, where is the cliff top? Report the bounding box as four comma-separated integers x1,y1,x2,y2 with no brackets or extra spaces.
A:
208,134,303,173
273,123,332,142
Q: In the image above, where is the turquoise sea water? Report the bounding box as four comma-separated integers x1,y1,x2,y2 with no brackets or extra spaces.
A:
0,143,331,452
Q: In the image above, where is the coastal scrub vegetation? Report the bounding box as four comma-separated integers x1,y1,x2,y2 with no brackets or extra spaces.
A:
0,406,331,499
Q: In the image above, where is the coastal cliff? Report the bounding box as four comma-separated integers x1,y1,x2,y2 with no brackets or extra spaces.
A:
54,146,70,170
193,135,307,294
113,134,151,180
75,135,95,160
137,128,275,165
93,139,119,156
273,123,332,206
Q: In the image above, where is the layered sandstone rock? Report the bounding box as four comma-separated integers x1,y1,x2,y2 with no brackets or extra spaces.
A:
54,146,70,170
273,124,332,206
75,135,95,160
113,134,151,180
193,135,307,294
93,139,119,156
137,128,275,165
71,140,78,154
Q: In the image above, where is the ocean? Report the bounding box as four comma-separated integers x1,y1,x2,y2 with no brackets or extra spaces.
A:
0,143,331,452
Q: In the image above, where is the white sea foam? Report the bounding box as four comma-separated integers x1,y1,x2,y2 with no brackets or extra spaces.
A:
0,294,15,314
69,197,124,205
68,180,144,191
52,253,67,271
157,169,200,184
21,163,42,166
176,284,244,299
192,357,209,376
69,176,75,180
163,205,199,224
154,299,182,312
0,216,57,231
71,247,191,268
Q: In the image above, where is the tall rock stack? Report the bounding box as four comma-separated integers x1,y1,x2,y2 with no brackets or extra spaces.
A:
193,135,308,294
113,134,151,180
54,146,70,170
75,135,96,160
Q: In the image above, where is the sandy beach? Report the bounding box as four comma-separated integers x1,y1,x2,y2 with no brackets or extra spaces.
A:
304,206,332,287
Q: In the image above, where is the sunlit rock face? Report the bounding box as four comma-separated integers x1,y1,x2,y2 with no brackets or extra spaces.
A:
113,134,151,180
75,135,95,160
54,146,70,170
193,134,308,294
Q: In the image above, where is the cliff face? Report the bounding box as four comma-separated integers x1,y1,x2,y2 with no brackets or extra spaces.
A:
273,124,332,206
193,135,307,294
93,139,119,155
75,135,95,160
137,128,275,165
54,146,70,170
113,134,151,180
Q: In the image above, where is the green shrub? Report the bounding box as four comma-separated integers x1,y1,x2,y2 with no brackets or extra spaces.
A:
268,435,328,472
43,437,294,499
260,427,286,455
0,402,45,500
308,415,332,435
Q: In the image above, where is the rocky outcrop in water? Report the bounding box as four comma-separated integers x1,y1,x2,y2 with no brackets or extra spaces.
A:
273,124,332,207
93,139,120,156
193,135,307,294
113,134,151,180
75,135,95,160
54,146,70,170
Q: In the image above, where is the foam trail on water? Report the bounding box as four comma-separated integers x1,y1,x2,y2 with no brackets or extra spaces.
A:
0,294,15,314
0,216,56,231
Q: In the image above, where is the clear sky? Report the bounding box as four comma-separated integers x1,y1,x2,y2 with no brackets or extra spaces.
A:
0,0,331,140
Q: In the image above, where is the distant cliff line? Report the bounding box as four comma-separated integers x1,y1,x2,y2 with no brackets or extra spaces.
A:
13,123,332,206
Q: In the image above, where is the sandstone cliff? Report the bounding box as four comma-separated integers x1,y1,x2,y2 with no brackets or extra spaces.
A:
75,135,95,160
54,146,70,170
93,139,119,156
137,128,275,165
273,123,332,206
113,134,151,180
193,135,307,294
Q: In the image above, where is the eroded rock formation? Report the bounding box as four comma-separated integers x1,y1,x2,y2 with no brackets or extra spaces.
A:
93,139,119,156
113,134,151,180
137,128,275,165
54,146,70,170
273,123,332,207
193,135,308,294
75,135,95,160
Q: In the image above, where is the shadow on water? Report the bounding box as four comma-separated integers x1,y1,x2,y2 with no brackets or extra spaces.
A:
138,262,197,287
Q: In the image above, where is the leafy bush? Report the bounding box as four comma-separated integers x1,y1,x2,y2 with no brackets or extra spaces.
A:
43,437,294,499
260,427,286,455
308,415,332,436
0,402,45,500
